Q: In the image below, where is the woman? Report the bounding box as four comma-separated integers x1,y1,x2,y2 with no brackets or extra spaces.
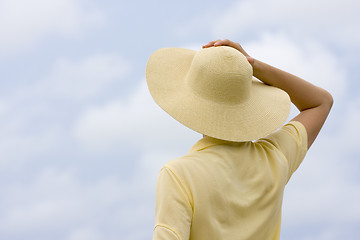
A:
146,39,333,240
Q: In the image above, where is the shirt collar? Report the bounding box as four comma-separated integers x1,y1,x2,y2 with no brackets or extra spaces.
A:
189,136,240,152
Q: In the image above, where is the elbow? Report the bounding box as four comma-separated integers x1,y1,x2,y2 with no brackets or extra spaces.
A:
322,89,334,110
326,90,334,108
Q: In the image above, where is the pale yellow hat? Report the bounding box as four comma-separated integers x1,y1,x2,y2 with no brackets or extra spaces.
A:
146,46,290,142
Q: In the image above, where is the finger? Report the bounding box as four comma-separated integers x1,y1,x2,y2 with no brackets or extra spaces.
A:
202,39,221,48
213,39,230,46
246,56,254,65
202,41,216,48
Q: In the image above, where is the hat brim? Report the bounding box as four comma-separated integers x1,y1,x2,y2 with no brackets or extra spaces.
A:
146,47,290,142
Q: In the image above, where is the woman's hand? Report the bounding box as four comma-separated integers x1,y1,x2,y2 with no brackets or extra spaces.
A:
202,39,254,65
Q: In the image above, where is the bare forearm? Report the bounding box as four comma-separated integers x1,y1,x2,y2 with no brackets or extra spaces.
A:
251,59,333,112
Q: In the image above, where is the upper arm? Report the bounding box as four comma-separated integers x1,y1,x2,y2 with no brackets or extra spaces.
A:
153,167,192,240
291,91,333,149
262,122,308,181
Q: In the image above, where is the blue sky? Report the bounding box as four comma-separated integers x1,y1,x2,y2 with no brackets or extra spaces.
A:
0,0,359,239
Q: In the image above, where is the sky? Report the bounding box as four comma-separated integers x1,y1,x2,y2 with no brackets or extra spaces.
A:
0,0,359,239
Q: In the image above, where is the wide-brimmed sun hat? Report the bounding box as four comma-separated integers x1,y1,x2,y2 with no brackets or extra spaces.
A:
145,46,290,142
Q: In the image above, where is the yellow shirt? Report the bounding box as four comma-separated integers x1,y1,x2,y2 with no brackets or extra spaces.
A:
153,121,307,240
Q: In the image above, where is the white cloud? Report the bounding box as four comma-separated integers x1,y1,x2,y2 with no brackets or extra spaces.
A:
211,0,360,47
73,80,199,153
0,126,61,169
0,0,105,54
281,97,360,239
12,53,130,101
340,96,360,150
0,159,158,240
0,167,130,238
0,52,130,171
244,33,347,102
41,53,130,100
67,228,102,240
0,100,8,115
284,158,360,222
282,152,360,239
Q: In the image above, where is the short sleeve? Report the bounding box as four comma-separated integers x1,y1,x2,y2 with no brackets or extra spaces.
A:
153,167,192,240
261,121,308,181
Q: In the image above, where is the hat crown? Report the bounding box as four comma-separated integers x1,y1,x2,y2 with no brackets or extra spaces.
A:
186,46,253,105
